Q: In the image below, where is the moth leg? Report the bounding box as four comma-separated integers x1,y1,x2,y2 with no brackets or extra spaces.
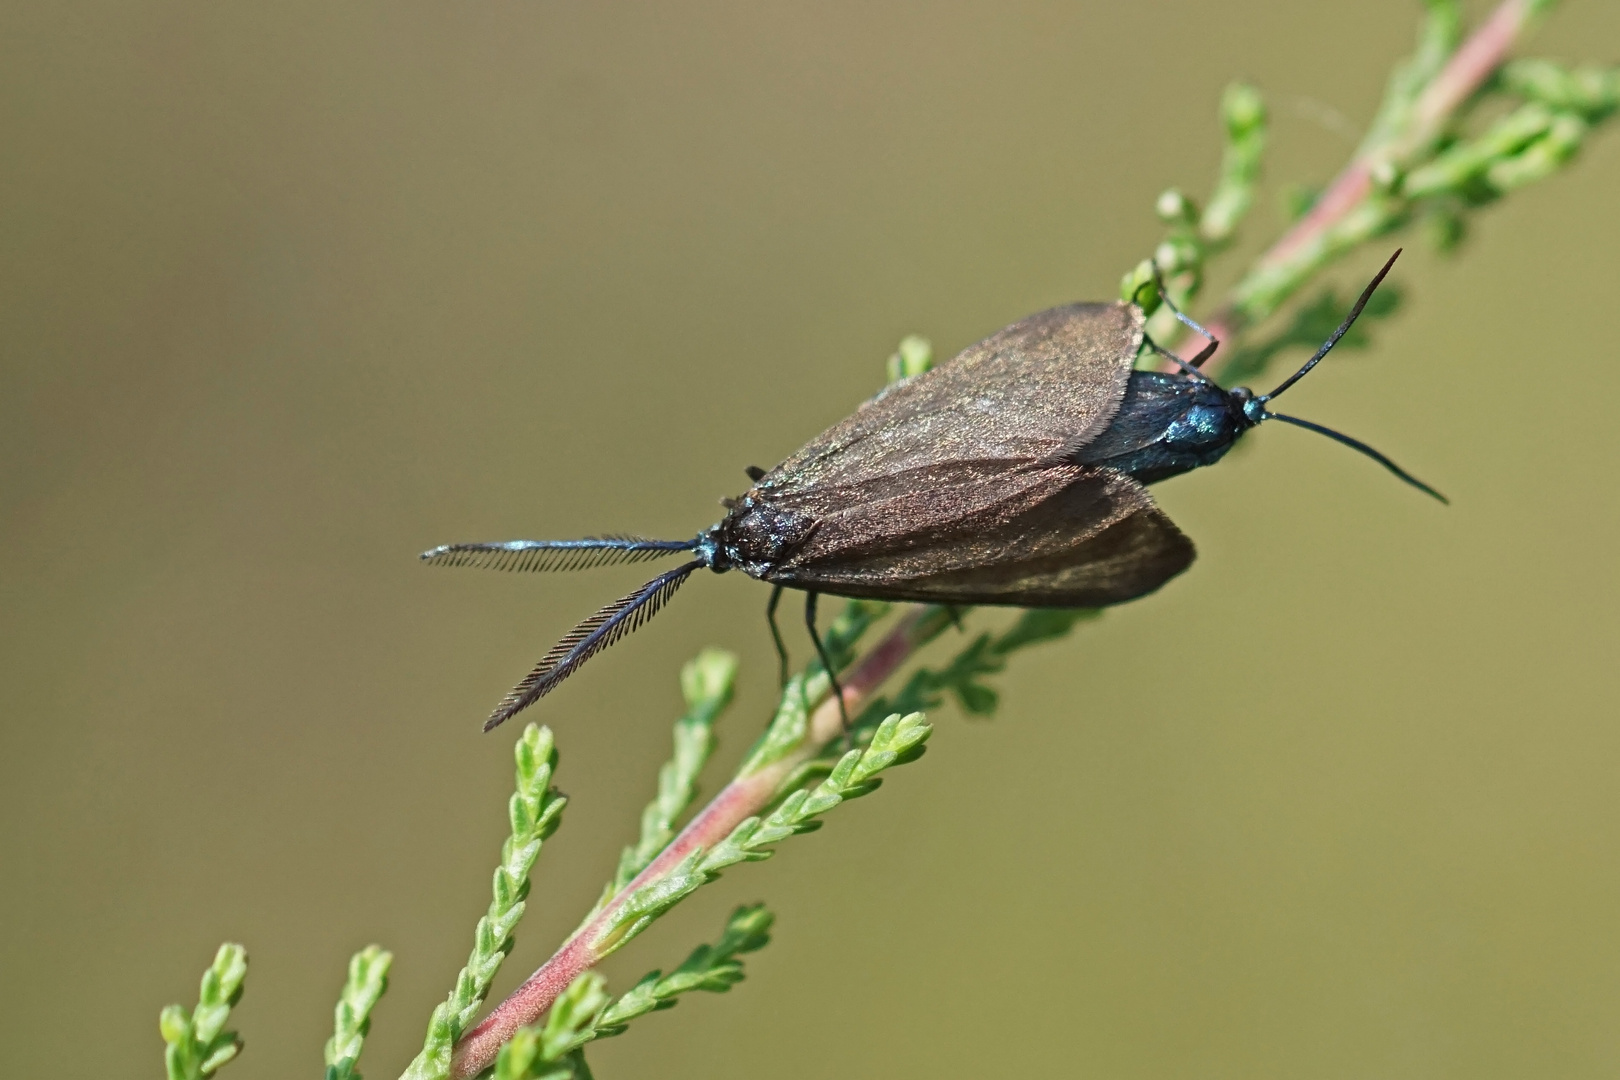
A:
804,591,849,732
766,584,790,688
944,604,966,633
1143,333,1217,385
1150,260,1221,370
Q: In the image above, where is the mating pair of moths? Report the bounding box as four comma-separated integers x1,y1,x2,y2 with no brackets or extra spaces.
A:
425,251,1441,731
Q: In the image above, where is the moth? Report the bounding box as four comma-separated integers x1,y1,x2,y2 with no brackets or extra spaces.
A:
425,250,1441,730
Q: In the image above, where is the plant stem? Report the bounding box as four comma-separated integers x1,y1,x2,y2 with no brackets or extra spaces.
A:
449,607,938,1080
1180,0,1547,368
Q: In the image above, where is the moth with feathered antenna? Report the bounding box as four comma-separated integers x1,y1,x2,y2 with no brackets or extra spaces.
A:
425,250,1442,731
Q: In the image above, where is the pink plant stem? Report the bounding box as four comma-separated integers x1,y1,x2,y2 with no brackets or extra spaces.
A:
1175,0,1539,370
450,606,934,1080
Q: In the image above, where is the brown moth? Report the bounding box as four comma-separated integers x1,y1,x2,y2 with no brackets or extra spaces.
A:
425,251,1439,730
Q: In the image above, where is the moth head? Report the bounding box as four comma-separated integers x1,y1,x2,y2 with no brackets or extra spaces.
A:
1226,385,1266,426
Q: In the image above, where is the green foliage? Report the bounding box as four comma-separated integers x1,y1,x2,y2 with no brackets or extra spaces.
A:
1404,101,1586,201
1223,9,1617,334
1122,80,1268,320
858,607,1102,727
740,599,891,775
1500,58,1620,120
325,945,393,1080
490,974,611,1080
1366,0,1465,158
1121,1,1618,386
159,944,248,1080
1219,283,1403,386
594,904,775,1037
1202,83,1269,248
592,712,931,959
715,712,932,854
492,905,774,1077
886,334,935,382
402,724,567,1080
609,649,736,894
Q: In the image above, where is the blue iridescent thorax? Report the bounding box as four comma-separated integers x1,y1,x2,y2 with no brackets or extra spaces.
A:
1075,371,1259,485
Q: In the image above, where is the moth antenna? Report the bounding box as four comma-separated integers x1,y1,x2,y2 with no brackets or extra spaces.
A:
419,536,697,573
1264,411,1447,504
483,559,705,730
1262,249,1401,402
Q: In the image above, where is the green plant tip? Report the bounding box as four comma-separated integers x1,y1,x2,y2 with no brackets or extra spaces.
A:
1222,82,1266,136
680,648,738,711
1155,188,1195,225
887,334,934,382
1120,259,1161,314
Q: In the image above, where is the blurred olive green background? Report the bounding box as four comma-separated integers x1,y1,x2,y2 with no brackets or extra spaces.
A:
4,2,1619,1077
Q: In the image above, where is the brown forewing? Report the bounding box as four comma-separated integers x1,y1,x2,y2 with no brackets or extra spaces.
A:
757,302,1144,500
767,464,1195,607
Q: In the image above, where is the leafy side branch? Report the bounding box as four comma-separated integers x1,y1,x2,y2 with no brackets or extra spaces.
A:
486,905,776,1080
1121,0,1617,371
160,944,247,1080
402,725,567,1080
326,946,394,1080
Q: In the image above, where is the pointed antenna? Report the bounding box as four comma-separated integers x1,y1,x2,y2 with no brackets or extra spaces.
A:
483,558,705,730
420,536,696,573
1262,248,1402,402
1264,411,1447,503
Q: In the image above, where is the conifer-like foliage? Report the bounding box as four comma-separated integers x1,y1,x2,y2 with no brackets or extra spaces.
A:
155,3,1617,1076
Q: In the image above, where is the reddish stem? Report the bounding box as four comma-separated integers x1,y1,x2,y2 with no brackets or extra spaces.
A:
450,607,933,1080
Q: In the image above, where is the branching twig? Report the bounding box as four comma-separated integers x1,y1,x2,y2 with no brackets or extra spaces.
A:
404,726,567,1080
451,608,948,1078
1170,0,1561,366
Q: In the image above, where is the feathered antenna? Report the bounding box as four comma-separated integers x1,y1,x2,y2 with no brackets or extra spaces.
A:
483,559,706,730
420,536,696,573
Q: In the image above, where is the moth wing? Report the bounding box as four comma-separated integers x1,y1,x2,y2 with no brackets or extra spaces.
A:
761,302,1143,496
890,499,1196,607
769,464,1194,608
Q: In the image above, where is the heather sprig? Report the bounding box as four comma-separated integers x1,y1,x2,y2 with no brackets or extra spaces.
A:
493,902,776,1080
401,724,566,1080
593,904,774,1038
159,944,248,1080
740,598,892,776
608,648,736,895
589,711,931,961
489,975,611,1080
325,945,394,1080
